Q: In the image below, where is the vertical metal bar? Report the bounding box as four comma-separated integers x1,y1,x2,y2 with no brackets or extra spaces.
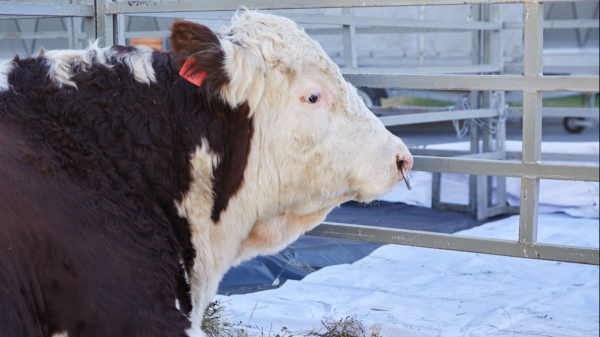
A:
71,15,80,49
519,1,544,244
495,93,507,210
342,8,357,69
114,14,125,46
65,17,75,50
95,0,114,47
469,125,479,213
476,175,488,220
469,4,481,214
85,16,96,44
419,6,426,66
432,172,442,209
477,4,492,219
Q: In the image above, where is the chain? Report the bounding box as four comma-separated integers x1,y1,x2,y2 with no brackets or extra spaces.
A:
452,96,508,139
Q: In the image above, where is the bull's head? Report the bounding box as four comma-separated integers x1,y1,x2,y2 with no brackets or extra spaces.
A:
169,10,413,332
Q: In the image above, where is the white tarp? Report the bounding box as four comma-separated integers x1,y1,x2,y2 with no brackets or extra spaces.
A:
217,213,600,336
379,141,599,219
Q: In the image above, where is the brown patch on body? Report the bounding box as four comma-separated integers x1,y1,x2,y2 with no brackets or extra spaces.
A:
210,102,254,222
170,20,255,223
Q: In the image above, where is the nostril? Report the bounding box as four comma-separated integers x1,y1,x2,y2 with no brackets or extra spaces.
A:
396,153,413,190
396,153,413,171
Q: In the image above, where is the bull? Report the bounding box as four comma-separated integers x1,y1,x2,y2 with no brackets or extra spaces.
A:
0,11,412,337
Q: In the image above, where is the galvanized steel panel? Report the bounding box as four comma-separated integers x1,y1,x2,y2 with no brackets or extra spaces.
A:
413,156,600,182
307,222,600,265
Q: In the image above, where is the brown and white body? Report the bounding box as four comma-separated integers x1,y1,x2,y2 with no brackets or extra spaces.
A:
0,10,411,337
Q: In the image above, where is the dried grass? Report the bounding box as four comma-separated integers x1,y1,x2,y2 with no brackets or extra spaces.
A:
201,301,382,337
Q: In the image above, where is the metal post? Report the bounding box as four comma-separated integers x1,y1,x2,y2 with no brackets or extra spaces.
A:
95,0,114,47
476,4,492,220
114,14,125,46
85,16,96,44
519,1,544,244
342,8,357,69
469,4,482,214
432,172,442,209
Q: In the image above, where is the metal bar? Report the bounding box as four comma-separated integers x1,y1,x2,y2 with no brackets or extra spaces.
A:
0,31,72,40
288,14,502,30
378,108,498,126
341,65,502,75
508,107,600,118
519,177,540,242
476,174,488,220
307,222,599,265
64,16,74,50
85,16,95,43
469,4,482,216
430,203,471,213
342,9,358,69
370,106,455,115
503,19,600,29
307,26,492,34
412,156,599,182
519,2,544,245
0,2,94,17
114,14,125,46
456,151,504,159
106,0,598,14
432,172,442,209
95,0,114,47
507,152,600,162
124,31,170,38
505,64,600,74
406,149,469,157
344,74,599,92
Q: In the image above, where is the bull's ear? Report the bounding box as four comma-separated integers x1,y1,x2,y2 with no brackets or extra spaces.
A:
169,20,220,55
169,20,228,98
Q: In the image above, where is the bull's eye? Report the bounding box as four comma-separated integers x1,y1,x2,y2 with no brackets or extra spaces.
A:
303,93,320,104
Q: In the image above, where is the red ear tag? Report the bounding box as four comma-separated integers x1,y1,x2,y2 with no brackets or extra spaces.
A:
180,60,208,87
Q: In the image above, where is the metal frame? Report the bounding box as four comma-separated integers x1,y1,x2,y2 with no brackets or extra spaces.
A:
2,0,599,265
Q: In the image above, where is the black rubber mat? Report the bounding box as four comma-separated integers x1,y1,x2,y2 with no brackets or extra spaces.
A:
218,201,496,295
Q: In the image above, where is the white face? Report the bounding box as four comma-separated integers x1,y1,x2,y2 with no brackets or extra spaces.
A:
219,11,413,214
275,69,412,204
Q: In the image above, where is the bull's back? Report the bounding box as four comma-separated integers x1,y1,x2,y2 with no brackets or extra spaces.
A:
0,52,191,336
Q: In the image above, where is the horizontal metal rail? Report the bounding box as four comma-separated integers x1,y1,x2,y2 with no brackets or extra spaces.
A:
341,65,502,75
0,2,93,17
507,107,599,118
105,0,598,14
0,31,71,40
410,148,600,162
345,74,600,92
507,152,599,162
378,108,498,125
504,19,600,30
307,222,599,265
505,64,600,74
413,155,600,181
289,14,502,30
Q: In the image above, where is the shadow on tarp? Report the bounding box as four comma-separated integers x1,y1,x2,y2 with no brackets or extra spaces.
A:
218,201,498,295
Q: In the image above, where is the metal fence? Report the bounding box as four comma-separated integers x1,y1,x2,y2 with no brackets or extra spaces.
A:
2,0,599,265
